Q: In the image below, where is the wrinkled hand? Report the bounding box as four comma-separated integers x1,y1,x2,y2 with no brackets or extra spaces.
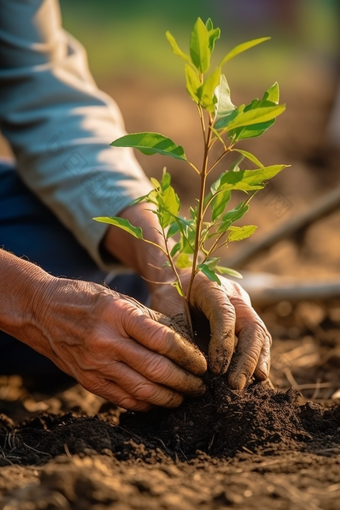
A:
150,271,271,390
30,278,207,411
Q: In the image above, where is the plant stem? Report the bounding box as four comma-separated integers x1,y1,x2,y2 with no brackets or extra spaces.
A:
208,144,234,175
161,226,194,338
186,114,213,310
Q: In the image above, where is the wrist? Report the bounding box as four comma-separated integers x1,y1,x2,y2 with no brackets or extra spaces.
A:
0,250,55,341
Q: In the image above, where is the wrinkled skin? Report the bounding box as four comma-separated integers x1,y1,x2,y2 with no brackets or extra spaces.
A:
29,278,207,412
151,271,272,390
2,247,271,411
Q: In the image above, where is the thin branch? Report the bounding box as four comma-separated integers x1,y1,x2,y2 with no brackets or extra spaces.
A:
197,104,206,147
141,238,169,257
141,276,177,286
187,160,201,175
209,125,227,150
187,114,214,306
207,144,234,175
161,225,194,338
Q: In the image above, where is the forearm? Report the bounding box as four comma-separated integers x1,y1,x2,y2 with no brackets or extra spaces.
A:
0,250,53,344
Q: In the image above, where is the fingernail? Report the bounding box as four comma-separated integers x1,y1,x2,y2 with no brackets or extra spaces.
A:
210,356,229,376
167,394,184,408
259,362,268,378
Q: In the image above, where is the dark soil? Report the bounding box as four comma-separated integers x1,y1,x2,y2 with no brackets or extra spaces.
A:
1,373,340,509
2,381,339,467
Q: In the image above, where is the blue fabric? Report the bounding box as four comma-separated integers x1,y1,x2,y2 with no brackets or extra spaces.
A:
0,162,149,378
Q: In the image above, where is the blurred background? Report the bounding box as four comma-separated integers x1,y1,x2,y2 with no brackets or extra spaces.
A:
1,0,340,279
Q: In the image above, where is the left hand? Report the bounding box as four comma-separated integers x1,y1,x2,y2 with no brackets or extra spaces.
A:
150,270,271,390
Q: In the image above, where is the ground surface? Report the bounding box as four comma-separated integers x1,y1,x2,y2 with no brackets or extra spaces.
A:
1,68,340,509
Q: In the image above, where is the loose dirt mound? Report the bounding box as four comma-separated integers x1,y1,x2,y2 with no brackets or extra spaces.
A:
1,381,339,467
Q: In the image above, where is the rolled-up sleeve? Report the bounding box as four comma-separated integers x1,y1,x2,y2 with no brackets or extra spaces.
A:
0,0,152,270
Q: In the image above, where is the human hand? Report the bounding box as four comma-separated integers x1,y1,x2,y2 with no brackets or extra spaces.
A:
27,278,207,411
150,271,271,390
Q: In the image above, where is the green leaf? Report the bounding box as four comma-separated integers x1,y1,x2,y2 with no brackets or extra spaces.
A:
165,31,191,64
230,155,244,172
197,68,221,112
217,202,249,233
93,217,144,240
157,186,180,229
204,257,221,269
228,225,257,242
218,165,288,192
214,109,239,130
208,28,220,53
170,242,181,257
176,253,192,269
229,119,275,141
190,18,210,73
178,219,196,254
161,168,171,190
167,221,180,238
214,74,236,121
130,192,152,206
219,37,271,66
232,149,264,168
205,18,213,31
185,64,200,104
205,19,221,53
221,202,249,224
211,189,231,221
197,263,221,284
216,266,243,279
226,104,285,131
189,206,198,220
150,177,161,188
263,82,279,104
111,133,187,161
172,280,184,297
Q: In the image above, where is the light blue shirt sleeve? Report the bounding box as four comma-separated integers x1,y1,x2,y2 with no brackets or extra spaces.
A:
0,0,153,269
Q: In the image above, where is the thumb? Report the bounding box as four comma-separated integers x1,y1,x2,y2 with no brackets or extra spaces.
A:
188,274,237,374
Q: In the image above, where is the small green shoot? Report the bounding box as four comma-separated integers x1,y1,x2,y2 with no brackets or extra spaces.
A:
94,18,289,334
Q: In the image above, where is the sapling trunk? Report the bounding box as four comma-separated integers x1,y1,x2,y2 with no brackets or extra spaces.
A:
94,17,289,341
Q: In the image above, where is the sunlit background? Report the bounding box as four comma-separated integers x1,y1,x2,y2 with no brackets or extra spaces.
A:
1,0,340,277
60,0,339,84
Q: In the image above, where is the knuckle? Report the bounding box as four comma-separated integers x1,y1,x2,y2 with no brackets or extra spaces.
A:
240,318,269,346
122,304,143,329
231,348,258,373
147,357,173,382
132,381,158,401
146,324,170,353
115,395,139,410
242,350,259,371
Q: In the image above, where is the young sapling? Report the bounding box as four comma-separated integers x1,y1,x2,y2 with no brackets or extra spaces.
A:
94,18,288,336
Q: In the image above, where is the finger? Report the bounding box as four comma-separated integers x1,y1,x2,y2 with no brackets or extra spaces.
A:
190,279,236,375
115,337,206,396
227,322,266,389
253,338,271,381
81,377,152,412
121,305,207,376
104,361,184,408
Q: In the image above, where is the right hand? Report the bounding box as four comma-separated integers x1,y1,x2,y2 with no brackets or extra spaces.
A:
28,278,207,411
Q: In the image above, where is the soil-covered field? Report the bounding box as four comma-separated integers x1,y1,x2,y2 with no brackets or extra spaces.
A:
1,69,340,509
